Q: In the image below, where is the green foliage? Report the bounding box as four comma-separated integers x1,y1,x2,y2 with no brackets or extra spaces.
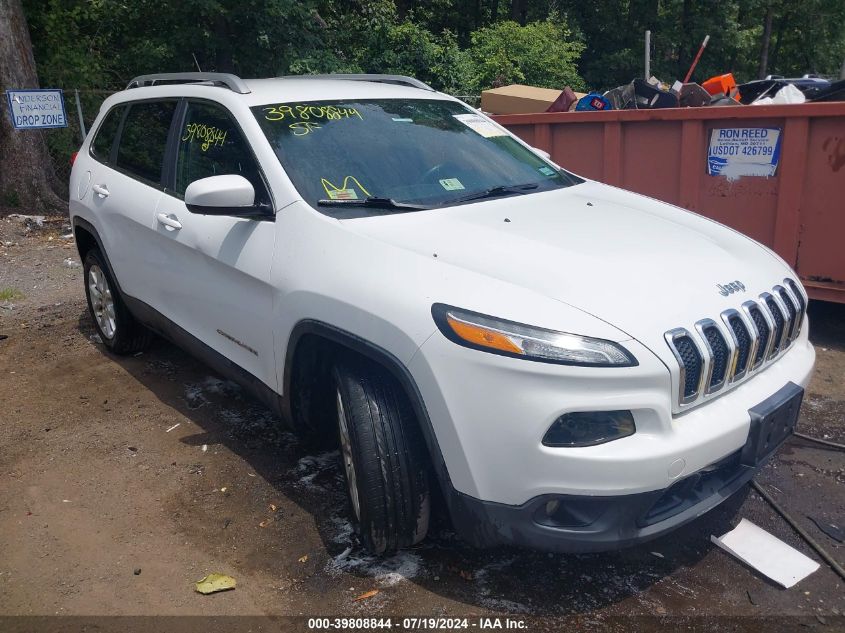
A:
20,0,845,101
467,19,585,91
0,288,25,301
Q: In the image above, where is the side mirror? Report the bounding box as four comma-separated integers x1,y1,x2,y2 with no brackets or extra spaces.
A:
532,147,552,161
185,175,267,218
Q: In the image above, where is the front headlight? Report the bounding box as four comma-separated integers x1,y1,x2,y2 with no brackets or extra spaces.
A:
432,304,637,367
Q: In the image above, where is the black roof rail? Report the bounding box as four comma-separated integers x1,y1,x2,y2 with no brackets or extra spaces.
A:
283,73,435,92
126,72,251,94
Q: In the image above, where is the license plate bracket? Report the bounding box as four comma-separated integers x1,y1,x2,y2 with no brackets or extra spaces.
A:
740,381,804,467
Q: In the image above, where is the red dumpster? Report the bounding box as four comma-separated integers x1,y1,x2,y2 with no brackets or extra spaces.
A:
493,103,845,303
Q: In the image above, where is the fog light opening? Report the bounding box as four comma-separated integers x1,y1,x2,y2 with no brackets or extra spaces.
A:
542,410,636,447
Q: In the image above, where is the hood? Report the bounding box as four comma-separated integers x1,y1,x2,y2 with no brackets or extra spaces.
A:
341,180,794,359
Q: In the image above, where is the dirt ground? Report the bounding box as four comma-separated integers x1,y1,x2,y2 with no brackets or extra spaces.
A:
1,213,843,631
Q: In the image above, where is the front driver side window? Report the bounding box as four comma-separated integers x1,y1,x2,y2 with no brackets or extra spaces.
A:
175,101,269,205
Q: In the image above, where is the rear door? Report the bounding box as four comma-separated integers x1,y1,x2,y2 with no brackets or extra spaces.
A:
149,99,277,388
88,99,178,302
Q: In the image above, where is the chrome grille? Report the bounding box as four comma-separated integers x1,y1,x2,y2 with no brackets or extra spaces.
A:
763,293,786,357
723,310,753,381
746,303,772,368
785,278,806,336
698,320,732,392
665,279,807,409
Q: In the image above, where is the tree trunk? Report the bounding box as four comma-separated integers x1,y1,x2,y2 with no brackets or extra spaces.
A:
677,0,693,78
770,12,788,75
510,0,527,25
757,5,774,79
0,0,65,213
490,0,499,23
213,14,235,74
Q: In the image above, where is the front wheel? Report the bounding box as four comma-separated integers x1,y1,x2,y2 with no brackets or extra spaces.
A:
333,357,431,555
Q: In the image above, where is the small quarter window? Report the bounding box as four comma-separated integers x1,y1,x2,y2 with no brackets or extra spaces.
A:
116,101,177,185
90,105,125,164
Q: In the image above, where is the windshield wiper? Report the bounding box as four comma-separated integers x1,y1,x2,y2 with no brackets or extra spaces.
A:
441,182,540,206
317,196,429,211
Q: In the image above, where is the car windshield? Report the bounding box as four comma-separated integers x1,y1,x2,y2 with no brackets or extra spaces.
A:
251,98,582,215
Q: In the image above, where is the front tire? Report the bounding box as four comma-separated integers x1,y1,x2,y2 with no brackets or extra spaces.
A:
333,356,431,555
83,248,154,355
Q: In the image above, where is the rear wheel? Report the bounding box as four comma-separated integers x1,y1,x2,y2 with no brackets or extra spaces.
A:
83,248,154,355
333,356,431,555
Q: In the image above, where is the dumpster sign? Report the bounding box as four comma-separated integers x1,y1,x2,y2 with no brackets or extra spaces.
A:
5,89,67,129
707,127,782,179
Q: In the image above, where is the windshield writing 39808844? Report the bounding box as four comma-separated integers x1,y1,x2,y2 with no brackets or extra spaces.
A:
182,123,227,151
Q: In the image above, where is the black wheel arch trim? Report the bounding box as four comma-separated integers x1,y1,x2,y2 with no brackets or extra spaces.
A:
72,217,127,297
283,319,458,510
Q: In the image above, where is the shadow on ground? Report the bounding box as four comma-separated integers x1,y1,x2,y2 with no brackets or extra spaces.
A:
76,306,809,616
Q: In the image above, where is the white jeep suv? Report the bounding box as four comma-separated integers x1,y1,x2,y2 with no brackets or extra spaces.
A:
69,72,815,555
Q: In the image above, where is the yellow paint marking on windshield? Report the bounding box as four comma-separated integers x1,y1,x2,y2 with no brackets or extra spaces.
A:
263,104,363,123
290,121,321,136
321,176,371,199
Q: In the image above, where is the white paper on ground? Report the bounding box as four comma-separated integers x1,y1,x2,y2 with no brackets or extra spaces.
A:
711,518,820,588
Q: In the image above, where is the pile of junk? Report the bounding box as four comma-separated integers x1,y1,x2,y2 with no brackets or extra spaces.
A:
481,73,845,115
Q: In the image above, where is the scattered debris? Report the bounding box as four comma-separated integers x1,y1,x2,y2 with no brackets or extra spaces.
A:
259,519,271,528
353,589,379,602
63,258,80,269
650,551,665,559
711,518,820,588
194,573,236,594
807,516,844,543
8,214,45,229
269,504,277,512
201,444,208,452
220,487,227,493
133,568,142,576
165,423,180,433
299,555,308,563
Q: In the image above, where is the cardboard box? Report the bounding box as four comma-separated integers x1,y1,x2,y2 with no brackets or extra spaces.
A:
481,84,568,115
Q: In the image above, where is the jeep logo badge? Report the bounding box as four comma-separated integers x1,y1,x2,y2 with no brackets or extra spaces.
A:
717,280,746,296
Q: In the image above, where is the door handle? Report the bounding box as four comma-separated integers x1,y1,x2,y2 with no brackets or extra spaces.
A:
156,213,182,230
92,183,109,198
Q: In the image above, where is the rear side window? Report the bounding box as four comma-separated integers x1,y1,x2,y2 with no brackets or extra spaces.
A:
116,101,177,184
90,105,124,163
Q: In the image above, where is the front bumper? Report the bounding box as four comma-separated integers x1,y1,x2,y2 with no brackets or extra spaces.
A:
409,324,815,505
408,314,815,551
442,381,803,552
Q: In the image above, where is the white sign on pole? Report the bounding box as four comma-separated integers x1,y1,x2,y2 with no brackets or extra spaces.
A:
6,89,68,129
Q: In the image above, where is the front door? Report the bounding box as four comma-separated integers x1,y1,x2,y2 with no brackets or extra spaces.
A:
149,100,277,388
